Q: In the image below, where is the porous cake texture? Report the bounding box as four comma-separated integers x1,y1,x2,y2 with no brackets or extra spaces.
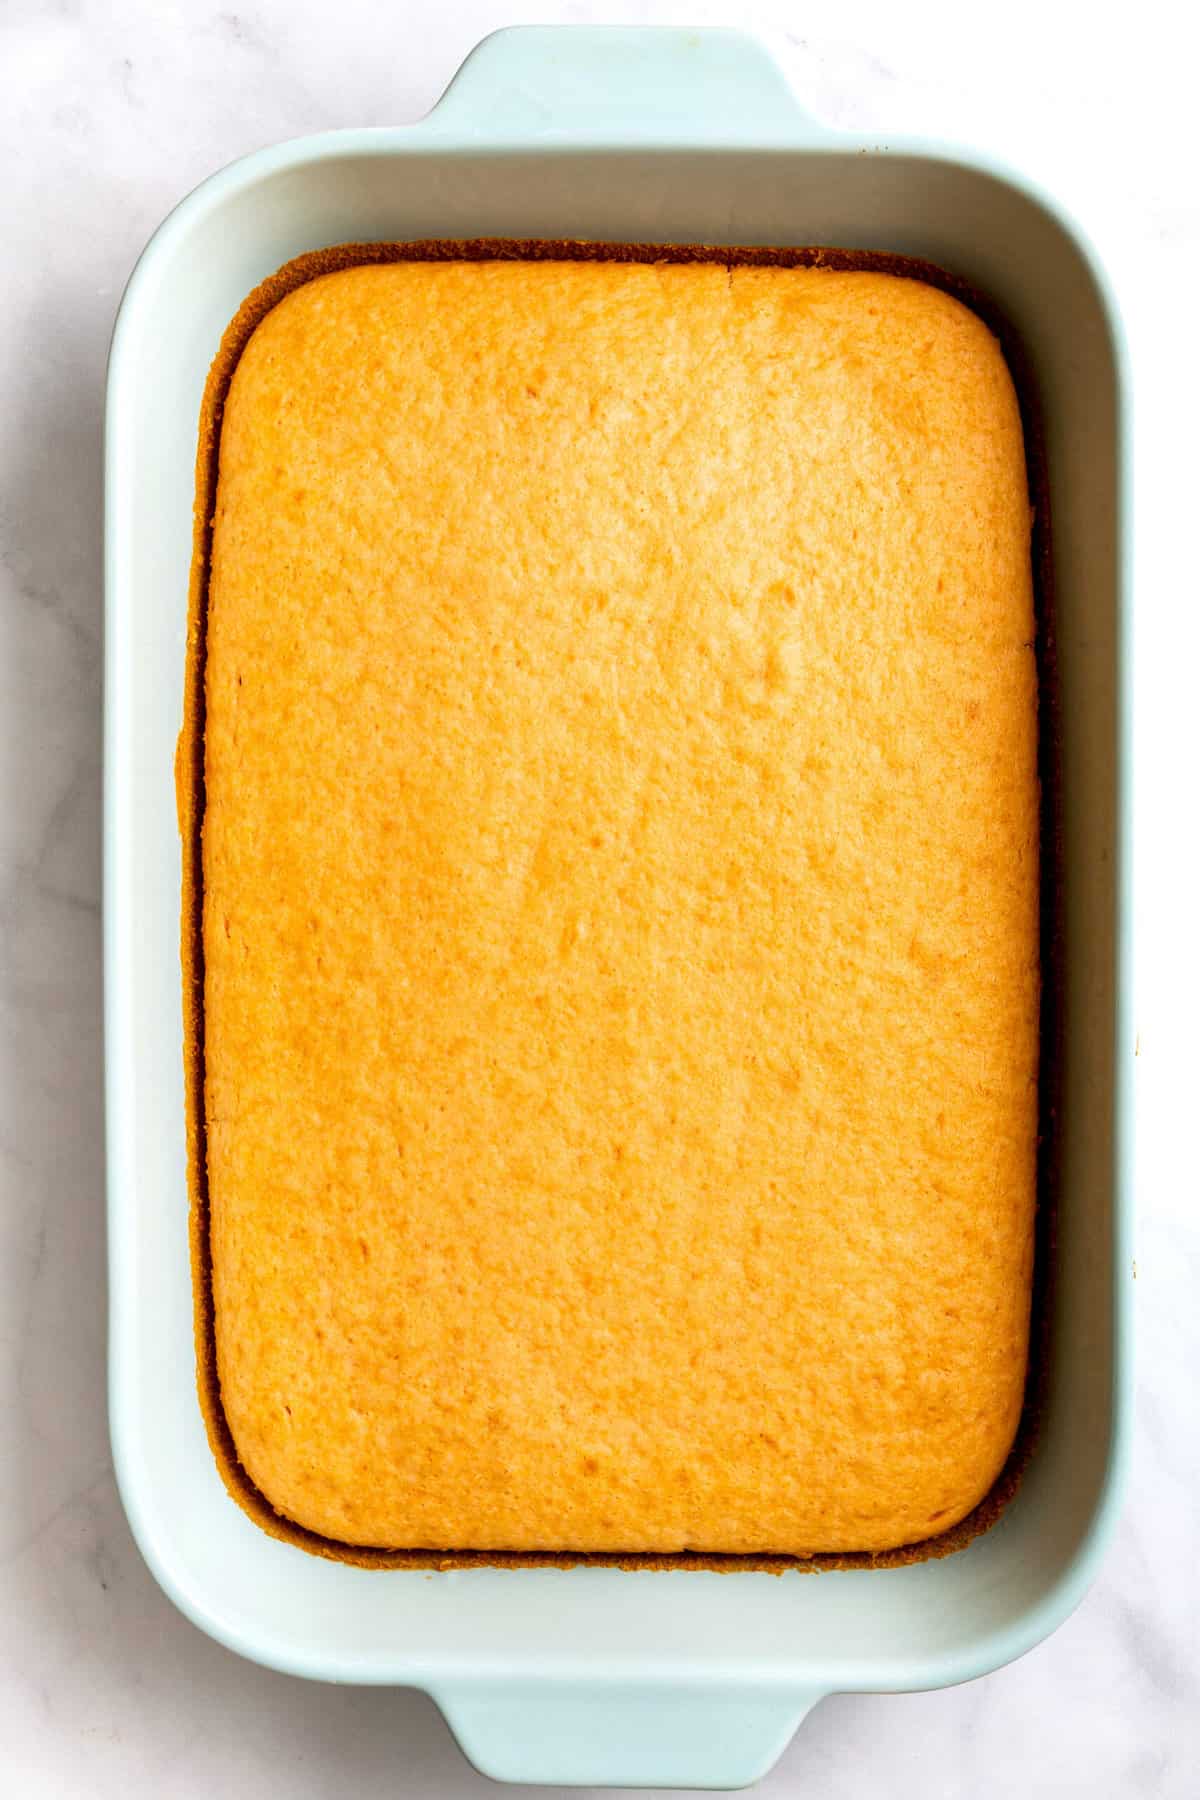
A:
191,254,1038,1558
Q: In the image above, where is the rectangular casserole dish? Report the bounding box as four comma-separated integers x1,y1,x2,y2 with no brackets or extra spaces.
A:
105,26,1132,1789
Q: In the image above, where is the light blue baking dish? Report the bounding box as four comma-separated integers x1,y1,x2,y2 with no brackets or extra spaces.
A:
104,26,1132,1790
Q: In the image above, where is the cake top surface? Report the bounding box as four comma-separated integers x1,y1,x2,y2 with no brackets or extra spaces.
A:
200,258,1038,1556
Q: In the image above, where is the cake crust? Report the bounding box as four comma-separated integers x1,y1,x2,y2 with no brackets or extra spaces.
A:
182,242,1048,1569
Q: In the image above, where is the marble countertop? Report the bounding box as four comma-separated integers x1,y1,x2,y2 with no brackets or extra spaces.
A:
1,1,1195,1793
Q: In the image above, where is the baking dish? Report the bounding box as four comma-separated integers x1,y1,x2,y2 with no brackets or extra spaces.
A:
105,26,1132,1789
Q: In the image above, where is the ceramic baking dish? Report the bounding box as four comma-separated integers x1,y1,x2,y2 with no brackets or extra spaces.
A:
105,26,1132,1789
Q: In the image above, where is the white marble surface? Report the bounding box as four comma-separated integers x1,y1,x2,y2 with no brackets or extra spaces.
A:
1,0,1195,1792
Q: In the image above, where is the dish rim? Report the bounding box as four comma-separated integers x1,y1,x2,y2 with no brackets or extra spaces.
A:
104,19,1133,1720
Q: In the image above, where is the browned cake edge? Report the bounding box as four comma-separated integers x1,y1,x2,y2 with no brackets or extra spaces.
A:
179,238,1059,1573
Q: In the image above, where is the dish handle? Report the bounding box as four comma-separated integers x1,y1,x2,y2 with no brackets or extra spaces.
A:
425,25,826,147
433,1680,822,1788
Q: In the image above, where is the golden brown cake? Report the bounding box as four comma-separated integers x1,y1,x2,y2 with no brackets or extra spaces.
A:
190,252,1038,1560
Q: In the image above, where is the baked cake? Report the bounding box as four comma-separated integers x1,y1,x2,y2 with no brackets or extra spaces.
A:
184,252,1039,1560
